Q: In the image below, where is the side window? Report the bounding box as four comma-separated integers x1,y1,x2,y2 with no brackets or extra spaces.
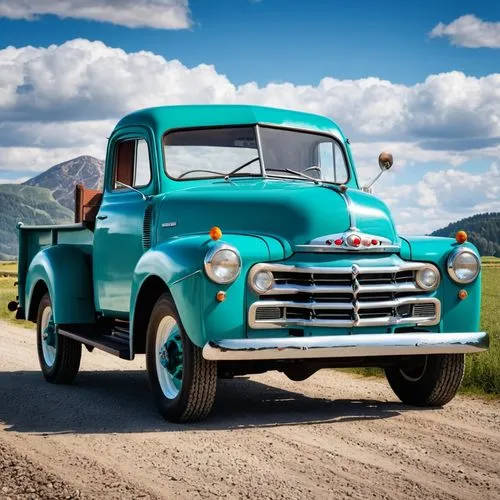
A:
135,140,151,187
113,139,151,190
317,141,348,183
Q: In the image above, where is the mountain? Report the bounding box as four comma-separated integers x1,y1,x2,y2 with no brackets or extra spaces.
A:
0,155,104,260
431,212,500,257
23,155,104,210
0,185,73,260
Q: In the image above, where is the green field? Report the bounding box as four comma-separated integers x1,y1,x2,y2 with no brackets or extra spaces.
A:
0,261,498,394
463,265,499,394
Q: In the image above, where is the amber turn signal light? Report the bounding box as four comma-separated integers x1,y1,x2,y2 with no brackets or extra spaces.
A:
458,289,468,300
209,226,222,240
216,291,226,302
455,230,467,244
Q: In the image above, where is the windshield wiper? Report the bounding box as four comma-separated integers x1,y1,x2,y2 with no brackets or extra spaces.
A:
224,157,260,180
284,168,322,185
177,156,261,180
265,168,322,185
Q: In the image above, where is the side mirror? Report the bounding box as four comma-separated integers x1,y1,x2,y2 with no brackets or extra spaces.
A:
378,151,393,171
363,151,394,192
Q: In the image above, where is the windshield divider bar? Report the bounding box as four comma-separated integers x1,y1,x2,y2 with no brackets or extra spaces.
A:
255,124,266,177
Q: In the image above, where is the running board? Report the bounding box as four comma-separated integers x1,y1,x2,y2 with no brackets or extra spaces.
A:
58,327,131,359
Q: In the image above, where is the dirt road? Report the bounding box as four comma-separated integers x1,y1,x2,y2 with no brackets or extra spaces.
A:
0,321,498,499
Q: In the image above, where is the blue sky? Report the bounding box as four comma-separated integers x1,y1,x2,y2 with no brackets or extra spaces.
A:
1,0,498,86
0,0,498,233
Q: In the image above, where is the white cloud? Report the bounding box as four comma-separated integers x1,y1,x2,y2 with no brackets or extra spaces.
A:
0,146,104,173
0,0,191,30
0,38,498,233
1,39,499,145
376,163,500,234
430,14,500,49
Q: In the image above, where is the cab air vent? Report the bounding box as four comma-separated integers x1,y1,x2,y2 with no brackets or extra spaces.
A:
143,205,153,250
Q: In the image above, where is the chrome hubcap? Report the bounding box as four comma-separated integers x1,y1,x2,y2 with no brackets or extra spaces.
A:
41,306,57,367
155,316,183,399
400,356,428,382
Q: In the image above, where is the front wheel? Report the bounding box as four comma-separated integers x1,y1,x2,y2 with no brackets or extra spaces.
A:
146,293,217,423
36,293,82,384
385,354,465,407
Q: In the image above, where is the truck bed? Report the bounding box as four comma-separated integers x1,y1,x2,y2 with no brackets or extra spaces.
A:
17,222,94,315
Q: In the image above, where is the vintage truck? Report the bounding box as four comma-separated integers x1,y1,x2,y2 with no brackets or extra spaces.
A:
11,105,488,422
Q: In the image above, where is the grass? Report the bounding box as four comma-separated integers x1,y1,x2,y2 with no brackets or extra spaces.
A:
0,261,19,277
482,256,500,268
463,266,499,394
0,275,32,328
1,259,498,394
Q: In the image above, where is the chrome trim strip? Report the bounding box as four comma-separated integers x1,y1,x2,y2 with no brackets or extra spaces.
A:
202,332,489,361
261,282,423,295
170,269,201,287
249,262,429,276
250,297,439,311
295,244,401,253
248,297,441,329
340,188,357,231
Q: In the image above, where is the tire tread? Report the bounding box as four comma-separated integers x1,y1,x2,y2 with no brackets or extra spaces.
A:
37,293,81,385
146,293,217,423
385,354,465,407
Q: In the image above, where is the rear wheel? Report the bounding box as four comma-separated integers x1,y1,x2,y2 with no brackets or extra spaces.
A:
36,293,82,384
385,354,465,407
146,293,217,422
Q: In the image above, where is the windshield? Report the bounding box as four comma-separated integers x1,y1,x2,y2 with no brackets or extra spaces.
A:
259,126,349,184
163,125,349,183
164,126,261,179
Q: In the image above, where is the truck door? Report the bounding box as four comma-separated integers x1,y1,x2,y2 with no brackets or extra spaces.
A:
93,133,155,318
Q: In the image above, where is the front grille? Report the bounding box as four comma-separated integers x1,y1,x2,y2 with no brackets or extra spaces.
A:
248,263,441,329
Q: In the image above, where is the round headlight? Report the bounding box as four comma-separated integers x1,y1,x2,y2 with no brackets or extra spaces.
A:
204,245,241,284
416,265,440,290
447,249,480,284
251,270,275,293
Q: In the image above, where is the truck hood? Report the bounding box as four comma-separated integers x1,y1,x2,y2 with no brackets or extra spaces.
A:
158,178,398,249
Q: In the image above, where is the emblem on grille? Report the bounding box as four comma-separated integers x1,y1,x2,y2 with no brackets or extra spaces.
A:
296,230,400,253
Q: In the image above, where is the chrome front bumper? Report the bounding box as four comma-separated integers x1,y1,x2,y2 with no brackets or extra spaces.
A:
202,332,489,361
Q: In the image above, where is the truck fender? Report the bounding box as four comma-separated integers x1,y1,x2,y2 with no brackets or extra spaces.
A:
129,233,283,355
26,246,96,324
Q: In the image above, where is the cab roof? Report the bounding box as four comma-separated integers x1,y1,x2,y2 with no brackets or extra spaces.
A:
115,104,345,139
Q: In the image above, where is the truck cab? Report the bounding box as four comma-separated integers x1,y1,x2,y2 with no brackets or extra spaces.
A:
14,105,489,422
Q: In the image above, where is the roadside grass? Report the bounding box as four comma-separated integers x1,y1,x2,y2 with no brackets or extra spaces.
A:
0,261,18,277
1,259,498,394
482,256,500,268
463,266,499,394
0,274,33,329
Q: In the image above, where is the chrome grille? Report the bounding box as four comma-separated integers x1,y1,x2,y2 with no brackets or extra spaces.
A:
248,263,441,329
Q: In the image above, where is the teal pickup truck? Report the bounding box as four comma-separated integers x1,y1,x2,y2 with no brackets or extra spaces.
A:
12,105,488,422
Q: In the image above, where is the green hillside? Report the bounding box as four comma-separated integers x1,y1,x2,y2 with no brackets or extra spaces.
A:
431,212,500,257
0,185,73,260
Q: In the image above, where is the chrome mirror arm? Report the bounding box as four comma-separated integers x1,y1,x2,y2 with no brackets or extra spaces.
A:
362,151,394,193
363,169,385,191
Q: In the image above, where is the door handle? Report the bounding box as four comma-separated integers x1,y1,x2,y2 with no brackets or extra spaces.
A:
97,215,108,220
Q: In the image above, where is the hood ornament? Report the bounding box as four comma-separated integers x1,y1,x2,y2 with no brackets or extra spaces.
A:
295,230,400,254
